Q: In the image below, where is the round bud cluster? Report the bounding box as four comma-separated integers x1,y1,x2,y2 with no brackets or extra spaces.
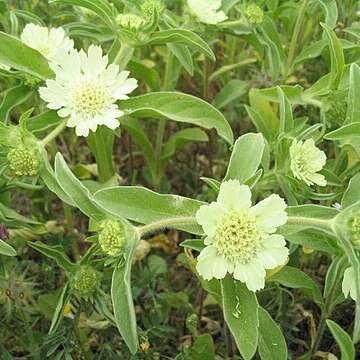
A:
22,73,43,88
72,267,99,294
141,0,164,19
245,4,264,25
347,215,360,249
324,90,347,127
98,219,126,257
7,145,39,177
116,14,144,31
186,313,198,333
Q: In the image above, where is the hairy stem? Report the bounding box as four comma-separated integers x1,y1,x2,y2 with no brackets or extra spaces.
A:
139,216,197,237
39,120,67,146
283,0,309,81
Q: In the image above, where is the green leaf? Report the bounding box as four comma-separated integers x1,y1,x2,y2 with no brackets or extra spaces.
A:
128,59,161,91
0,240,17,256
245,105,272,140
167,43,194,76
162,128,208,162
317,0,338,29
224,133,265,183
213,80,248,109
26,110,63,135
180,239,205,252
270,266,325,310
93,186,204,235
345,63,360,125
258,307,287,360
286,230,340,255
49,0,119,37
258,85,306,105
111,231,140,354
294,40,327,66
326,320,355,360
148,29,215,61
321,22,344,90
0,85,31,122
325,123,360,141
0,32,53,80
221,277,259,360
277,87,293,134
39,151,76,207
49,283,71,334
342,173,360,209
54,153,107,222
29,241,76,274
119,92,233,145
189,334,216,360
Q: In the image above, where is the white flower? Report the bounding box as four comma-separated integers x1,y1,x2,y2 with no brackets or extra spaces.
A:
20,23,74,61
39,45,138,137
290,138,327,187
342,267,358,301
196,180,289,292
0,64,10,71
187,0,227,25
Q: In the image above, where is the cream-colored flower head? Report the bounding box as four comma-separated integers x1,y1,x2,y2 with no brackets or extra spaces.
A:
20,23,74,61
39,45,138,137
196,180,289,292
342,267,358,301
187,0,227,25
290,138,327,186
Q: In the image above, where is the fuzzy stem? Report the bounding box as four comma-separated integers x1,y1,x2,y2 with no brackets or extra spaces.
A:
39,120,67,146
282,0,309,81
139,216,197,237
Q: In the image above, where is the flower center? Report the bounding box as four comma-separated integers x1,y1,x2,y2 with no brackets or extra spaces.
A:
37,43,52,57
71,77,107,119
214,211,263,263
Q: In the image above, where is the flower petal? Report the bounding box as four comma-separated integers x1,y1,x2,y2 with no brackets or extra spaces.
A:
196,245,228,280
250,194,287,233
257,235,289,269
233,258,266,292
196,202,224,237
216,180,252,212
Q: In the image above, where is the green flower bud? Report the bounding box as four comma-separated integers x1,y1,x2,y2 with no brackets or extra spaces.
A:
72,266,99,294
186,313,198,333
323,90,348,127
7,145,39,177
348,215,360,249
98,220,126,257
22,73,43,88
245,4,264,25
116,14,144,31
141,0,164,19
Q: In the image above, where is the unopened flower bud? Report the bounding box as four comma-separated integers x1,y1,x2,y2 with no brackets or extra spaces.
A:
98,219,126,257
141,0,164,19
116,14,144,31
245,4,264,25
0,224,9,240
7,145,39,177
72,266,99,294
323,90,348,127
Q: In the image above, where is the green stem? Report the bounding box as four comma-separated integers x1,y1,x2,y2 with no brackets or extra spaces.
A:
39,120,67,146
113,42,134,71
63,203,79,261
310,269,343,356
287,216,334,232
93,129,115,183
139,216,197,237
282,0,309,81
